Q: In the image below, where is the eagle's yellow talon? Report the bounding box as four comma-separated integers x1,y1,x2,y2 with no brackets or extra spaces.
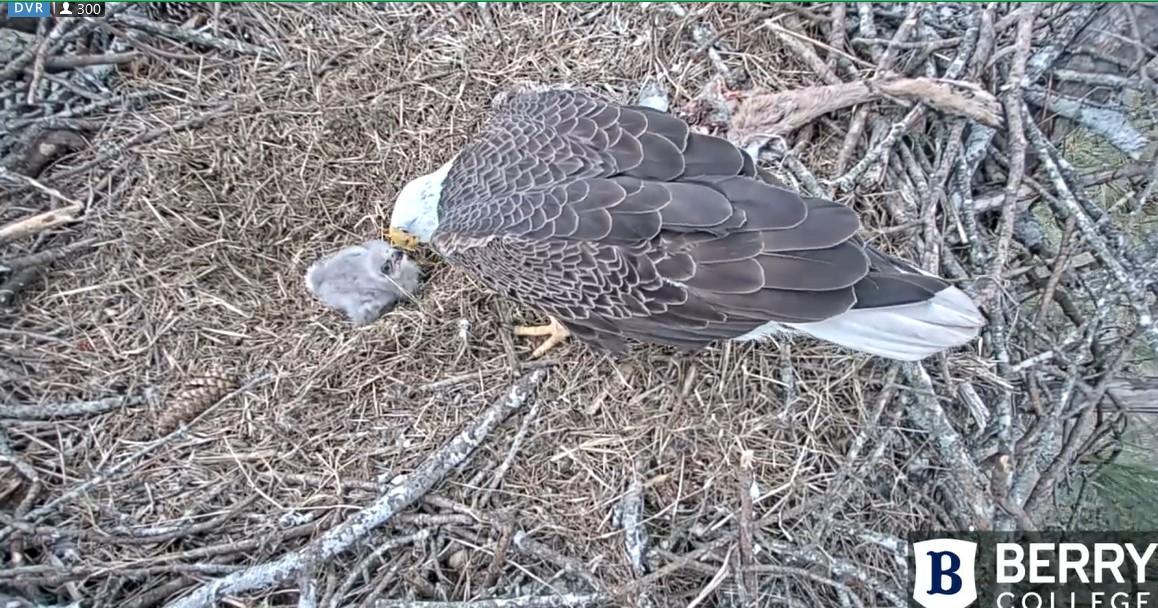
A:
514,317,570,359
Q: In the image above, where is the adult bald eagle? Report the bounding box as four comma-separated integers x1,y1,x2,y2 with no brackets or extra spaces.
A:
387,88,984,361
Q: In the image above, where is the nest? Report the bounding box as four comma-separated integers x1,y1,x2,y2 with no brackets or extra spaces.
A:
1,3,1156,607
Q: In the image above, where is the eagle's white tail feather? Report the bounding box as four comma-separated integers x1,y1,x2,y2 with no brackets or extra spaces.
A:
783,286,985,361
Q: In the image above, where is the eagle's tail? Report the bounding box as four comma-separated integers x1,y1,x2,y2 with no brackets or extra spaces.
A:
784,284,985,361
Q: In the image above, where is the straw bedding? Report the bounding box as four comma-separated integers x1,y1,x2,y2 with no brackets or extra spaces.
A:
1,3,1155,607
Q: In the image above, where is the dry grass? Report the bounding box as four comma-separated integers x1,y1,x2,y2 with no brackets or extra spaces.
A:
0,3,1150,607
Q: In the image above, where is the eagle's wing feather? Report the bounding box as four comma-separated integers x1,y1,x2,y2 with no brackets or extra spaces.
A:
433,89,955,352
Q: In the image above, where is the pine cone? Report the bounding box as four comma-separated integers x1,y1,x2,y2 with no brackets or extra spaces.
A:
153,367,238,436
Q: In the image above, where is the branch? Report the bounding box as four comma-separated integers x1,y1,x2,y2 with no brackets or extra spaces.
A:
1023,87,1149,159
0,389,154,420
727,77,1000,151
0,168,86,243
0,238,97,273
110,13,274,56
373,595,606,608
43,51,139,72
902,363,994,529
512,531,607,594
981,5,1037,307
872,78,1001,128
1024,114,1158,354
617,459,649,578
168,370,547,608
1023,4,1101,83
1050,68,1158,96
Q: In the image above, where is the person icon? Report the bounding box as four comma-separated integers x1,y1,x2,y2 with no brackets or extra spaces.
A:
59,2,73,15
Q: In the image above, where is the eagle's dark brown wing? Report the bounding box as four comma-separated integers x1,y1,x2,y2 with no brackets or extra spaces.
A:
432,89,973,355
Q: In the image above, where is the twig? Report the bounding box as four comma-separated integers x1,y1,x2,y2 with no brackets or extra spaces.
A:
920,119,967,270
834,105,870,177
0,203,84,243
1050,68,1158,96
770,17,842,86
297,568,319,608
617,459,649,578
168,370,547,608
1024,114,1158,354
0,389,153,420
111,13,273,56
1023,4,1101,83
482,396,543,494
0,23,44,82
612,534,734,598
0,427,41,519
832,105,924,193
123,573,201,608
1023,87,1149,159
0,495,260,547
1032,215,1079,330
27,20,84,104
851,37,960,52
0,169,85,243
827,3,847,73
328,530,430,608
3,91,155,131
1115,153,1158,216
512,530,607,594
0,375,268,544
981,6,1037,306
778,340,795,404
0,238,97,272
0,562,246,585
1023,407,1097,516
418,360,555,393
874,5,923,78
373,595,607,608
762,139,826,199
37,103,234,185
736,450,756,606
902,363,993,529
746,565,865,608
43,51,139,72
832,4,921,176
856,3,882,63
758,534,906,608
957,382,990,432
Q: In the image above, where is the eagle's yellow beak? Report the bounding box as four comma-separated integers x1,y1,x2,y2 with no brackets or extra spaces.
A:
387,227,421,252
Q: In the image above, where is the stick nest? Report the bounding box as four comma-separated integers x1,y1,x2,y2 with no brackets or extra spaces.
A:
1,3,1156,607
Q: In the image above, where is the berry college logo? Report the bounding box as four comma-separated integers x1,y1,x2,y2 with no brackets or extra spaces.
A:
912,539,978,608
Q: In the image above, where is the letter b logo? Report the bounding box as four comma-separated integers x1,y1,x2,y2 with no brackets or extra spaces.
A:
912,539,977,608
926,550,963,594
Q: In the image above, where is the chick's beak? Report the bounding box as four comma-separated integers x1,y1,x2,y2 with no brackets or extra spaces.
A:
387,227,420,252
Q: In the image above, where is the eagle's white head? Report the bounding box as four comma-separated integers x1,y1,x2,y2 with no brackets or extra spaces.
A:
388,159,455,250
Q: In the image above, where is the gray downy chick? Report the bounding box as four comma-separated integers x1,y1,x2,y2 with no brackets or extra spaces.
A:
305,239,422,325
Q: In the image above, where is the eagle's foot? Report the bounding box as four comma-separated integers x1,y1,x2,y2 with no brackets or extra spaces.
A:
514,317,570,359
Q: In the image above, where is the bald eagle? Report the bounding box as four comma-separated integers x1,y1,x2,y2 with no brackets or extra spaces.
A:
387,88,984,361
